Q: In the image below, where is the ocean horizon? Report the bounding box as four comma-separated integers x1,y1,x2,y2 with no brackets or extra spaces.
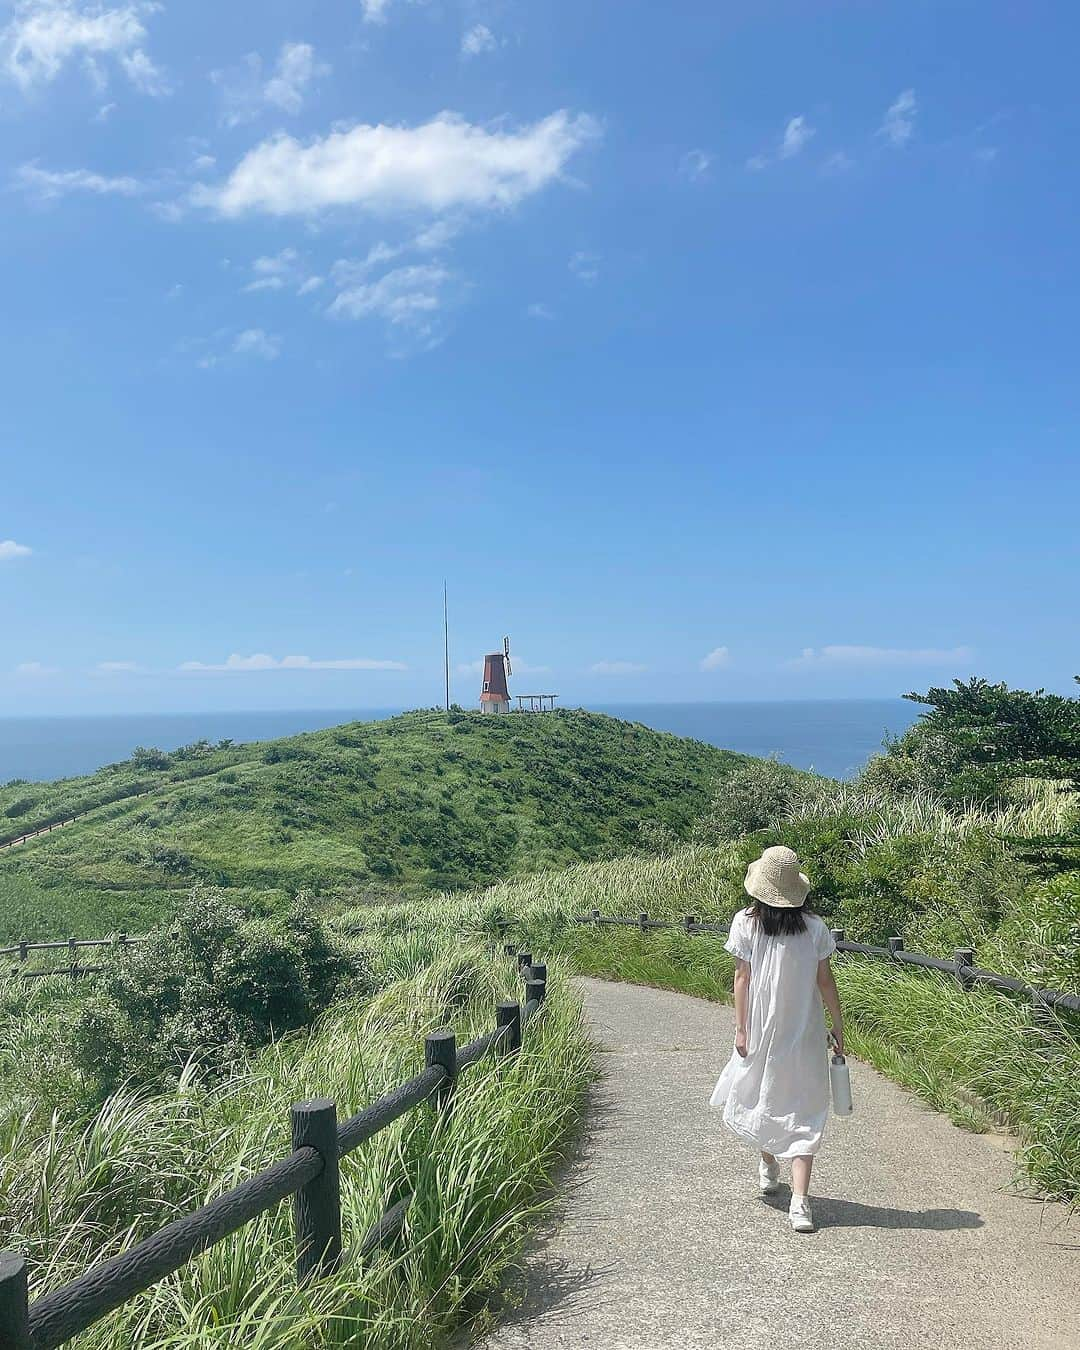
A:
0,699,921,784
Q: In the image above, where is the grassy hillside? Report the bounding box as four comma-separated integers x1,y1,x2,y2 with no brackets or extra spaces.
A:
0,708,748,941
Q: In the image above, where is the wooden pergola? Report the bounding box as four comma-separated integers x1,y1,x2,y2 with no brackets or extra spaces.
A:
514,694,559,712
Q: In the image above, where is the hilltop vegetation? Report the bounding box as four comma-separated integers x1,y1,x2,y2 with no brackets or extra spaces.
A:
0,709,748,941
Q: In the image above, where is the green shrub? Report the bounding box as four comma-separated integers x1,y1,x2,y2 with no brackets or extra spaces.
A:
694,757,811,841
72,888,369,1096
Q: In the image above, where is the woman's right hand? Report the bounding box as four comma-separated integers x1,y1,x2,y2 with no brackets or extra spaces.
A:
734,1028,749,1058
830,1028,845,1057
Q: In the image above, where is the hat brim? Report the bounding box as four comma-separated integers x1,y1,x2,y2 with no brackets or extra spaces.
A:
744,859,811,909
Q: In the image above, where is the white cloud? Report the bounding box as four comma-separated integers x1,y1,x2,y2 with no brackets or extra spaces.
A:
1,2,166,94
679,148,711,181
0,539,32,561
526,302,555,320
197,110,600,218
179,652,407,673
265,42,325,113
244,246,321,294
700,646,730,671
214,41,327,127
461,24,496,58
16,161,140,198
780,115,814,159
94,659,143,673
361,0,392,21
792,644,973,668
880,89,916,148
748,115,815,171
327,262,454,341
14,661,57,676
569,249,599,284
974,146,997,164
589,661,647,676
231,328,281,360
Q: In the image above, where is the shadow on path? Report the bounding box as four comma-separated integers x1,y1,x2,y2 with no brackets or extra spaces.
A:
762,1187,984,1231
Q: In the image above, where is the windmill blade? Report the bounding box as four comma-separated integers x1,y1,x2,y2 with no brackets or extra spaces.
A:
503,635,512,677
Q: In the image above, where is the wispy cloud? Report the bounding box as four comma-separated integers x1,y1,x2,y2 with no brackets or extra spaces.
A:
747,115,815,171
231,328,281,360
821,150,854,176
457,656,549,677
1,1,167,95
0,539,32,561
589,660,647,676
15,162,140,199
780,115,815,159
213,41,328,127
244,247,322,295
679,148,711,181
700,646,730,671
880,89,916,148
179,653,408,673
792,644,973,668
569,250,599,284
94,660,144,674
13,661,57,676
191,327,283,368
327,262,455,347
196,110,600,218
526,302,555,320
461,24,496,58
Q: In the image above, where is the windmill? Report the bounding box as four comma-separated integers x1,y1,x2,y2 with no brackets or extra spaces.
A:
479,636,512,714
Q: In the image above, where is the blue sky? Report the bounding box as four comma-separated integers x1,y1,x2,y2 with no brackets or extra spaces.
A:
2,0,1078,716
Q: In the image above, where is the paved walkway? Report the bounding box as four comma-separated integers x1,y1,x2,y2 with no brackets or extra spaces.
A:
480,978,1079,1350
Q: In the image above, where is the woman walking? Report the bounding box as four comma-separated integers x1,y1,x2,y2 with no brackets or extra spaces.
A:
710,845,844,1233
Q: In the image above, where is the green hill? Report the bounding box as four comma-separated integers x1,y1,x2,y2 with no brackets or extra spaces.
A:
0,709,749,940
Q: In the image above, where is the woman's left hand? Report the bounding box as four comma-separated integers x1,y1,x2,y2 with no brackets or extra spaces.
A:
734,1029,749,1058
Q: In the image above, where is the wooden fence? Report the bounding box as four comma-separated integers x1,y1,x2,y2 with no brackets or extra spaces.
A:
2,934,148,981
574,910,1080,1013
0,949,549,1350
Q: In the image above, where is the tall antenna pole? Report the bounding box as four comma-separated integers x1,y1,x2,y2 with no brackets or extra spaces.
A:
443,581,450,711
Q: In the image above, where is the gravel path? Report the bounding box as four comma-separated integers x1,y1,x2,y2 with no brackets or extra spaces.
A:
479,978,1079,1350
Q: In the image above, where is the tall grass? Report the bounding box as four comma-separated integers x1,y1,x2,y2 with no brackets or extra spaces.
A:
0,941,592,1347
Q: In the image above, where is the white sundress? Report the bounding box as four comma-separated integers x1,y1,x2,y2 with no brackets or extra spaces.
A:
709,907,837,1158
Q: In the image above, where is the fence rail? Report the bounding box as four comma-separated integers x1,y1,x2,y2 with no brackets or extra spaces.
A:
0,950,548,1350
573,911,1080,1014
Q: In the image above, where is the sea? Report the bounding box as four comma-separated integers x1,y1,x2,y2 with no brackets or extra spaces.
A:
0,700,920,785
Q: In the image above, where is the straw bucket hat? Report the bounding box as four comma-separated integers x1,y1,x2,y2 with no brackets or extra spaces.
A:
744,845,811,909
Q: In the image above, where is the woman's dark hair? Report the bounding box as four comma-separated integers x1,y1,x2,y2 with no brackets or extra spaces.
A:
747,898,811,936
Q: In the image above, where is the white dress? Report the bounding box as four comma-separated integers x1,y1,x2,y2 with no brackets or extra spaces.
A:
709,907,837,1158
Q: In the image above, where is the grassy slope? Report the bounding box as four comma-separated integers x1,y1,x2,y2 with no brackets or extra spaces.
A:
0,709,748,941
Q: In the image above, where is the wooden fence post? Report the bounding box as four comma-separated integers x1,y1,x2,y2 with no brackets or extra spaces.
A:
591,908,601,926
524,978,546,1007
0,1253,31,1350
529,964,547,1001
291,1099,342,1283
425,1030,457,1112
496,1001,521,1054
503,942,517,957
18,941,27,964
888,937,904,958
953,948,975,992
684,914,698,933
831,928,845,952
516,952,533,974
638,912,649,932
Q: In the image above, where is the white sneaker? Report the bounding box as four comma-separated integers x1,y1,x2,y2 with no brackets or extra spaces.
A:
758,1159,780,1195
789,1196,815,1233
